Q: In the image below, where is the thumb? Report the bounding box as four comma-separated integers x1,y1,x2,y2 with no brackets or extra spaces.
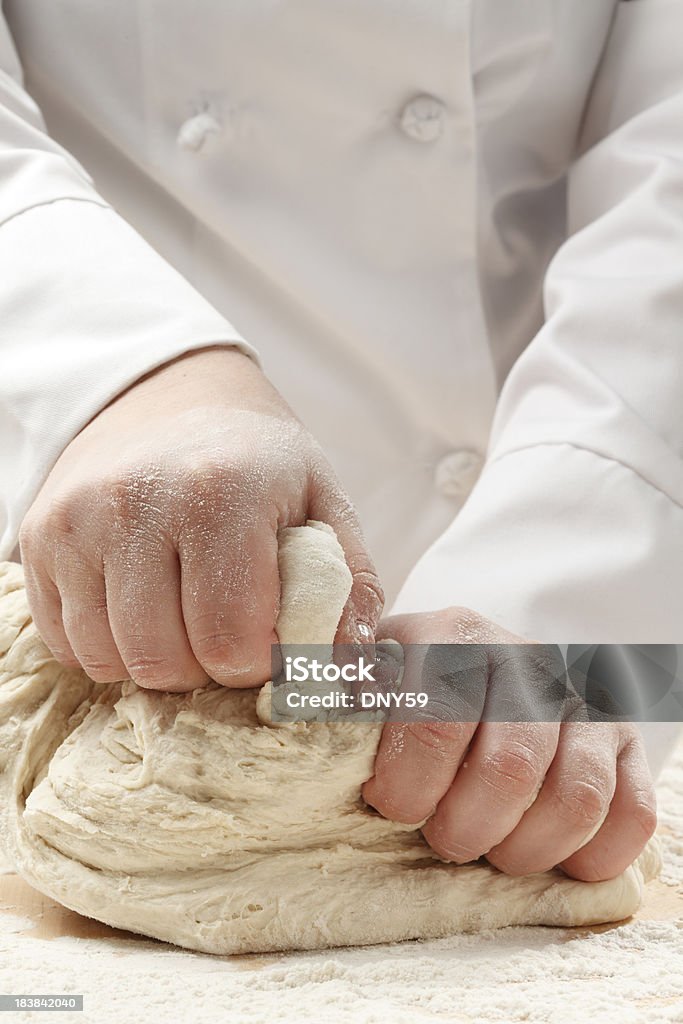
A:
308,490,384,646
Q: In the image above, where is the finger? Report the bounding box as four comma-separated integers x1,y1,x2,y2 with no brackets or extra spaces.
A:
180,517,279,687
56,555,128,683
309,491,384,647
486,722,618,876
421,641,564,863
362,615,482,823
422,721,559,863
21,556,79,669
560,729,657,881
106,540,209,691
362,719,476,824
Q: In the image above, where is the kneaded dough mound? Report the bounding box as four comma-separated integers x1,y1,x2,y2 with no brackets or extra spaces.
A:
0,523,659,954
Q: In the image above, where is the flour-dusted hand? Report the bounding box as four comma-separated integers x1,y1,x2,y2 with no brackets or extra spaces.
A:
19,347,383,691
362,609,657,882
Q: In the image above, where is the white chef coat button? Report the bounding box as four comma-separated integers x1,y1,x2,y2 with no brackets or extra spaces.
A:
176,111,221,152
399,94,445,142
434,450,483,499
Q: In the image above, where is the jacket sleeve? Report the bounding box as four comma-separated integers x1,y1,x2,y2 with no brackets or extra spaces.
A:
0,15,258,561
393,0,683,643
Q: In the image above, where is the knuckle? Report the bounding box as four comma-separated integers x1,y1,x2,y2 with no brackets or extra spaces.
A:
531,643,565,678
63,601,108,636
107,472,157,527
562,849,612,882
36,496,81,541
192,630,243,665
189,621,268,683
107,478,139,524
552,779,609,830
632,799,658,842
49,647,81,670
191,455,257,503
105,471,179,547
485,851,527,877
22,489,97,556
45,502,74,538
444,606,521,645
479,745,542,797
499,644,565,692
23,501,106,586
445,606,494,641
190,458,230,497
78,658,124,683
353,569,385,618
366,788,425,826
179,461,266,538
447,605,484,626
19,516,40,557
120,644,182,688
404,721,464,761
422,824,478,864
565,843,622,884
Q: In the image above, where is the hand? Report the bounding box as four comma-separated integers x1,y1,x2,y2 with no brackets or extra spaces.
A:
20,347,383,690
362,608,657,881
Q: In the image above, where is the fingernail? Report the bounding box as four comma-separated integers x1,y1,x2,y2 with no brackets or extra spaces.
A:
357,620,373,642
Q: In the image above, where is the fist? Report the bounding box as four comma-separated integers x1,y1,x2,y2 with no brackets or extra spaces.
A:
20,347,383,690
362,608,657,880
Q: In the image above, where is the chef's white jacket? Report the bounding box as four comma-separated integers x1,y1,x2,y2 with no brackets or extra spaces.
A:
1,0,683,648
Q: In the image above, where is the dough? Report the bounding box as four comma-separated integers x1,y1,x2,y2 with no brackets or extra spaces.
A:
0,523,659,954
